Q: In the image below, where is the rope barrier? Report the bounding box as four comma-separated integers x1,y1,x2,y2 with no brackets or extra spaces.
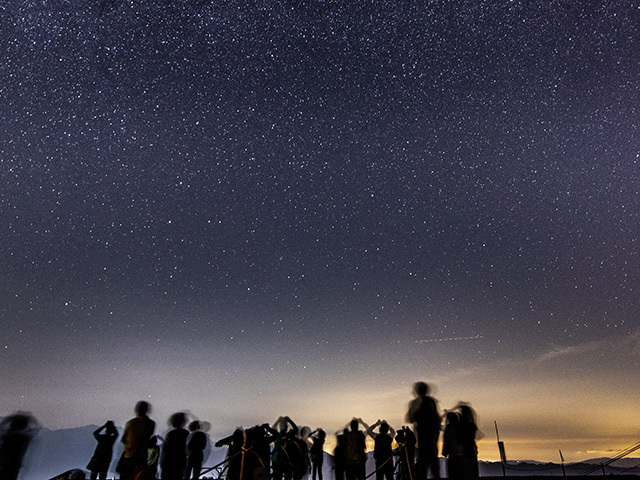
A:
200,447,249,476
364,453,394,479
580,441,640,476
613,462,640,475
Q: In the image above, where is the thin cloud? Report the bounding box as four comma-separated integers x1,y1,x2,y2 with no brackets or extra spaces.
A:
537,330,640,364
536,341,604,363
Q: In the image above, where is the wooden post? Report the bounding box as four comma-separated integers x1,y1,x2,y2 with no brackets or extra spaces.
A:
494,421,506,477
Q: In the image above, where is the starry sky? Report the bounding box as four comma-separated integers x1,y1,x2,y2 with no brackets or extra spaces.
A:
1,0,639,463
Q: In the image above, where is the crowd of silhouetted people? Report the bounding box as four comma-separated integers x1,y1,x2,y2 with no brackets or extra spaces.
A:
0,381,479,480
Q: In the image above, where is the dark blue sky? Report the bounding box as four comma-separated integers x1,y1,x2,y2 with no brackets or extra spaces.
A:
1,0,638,462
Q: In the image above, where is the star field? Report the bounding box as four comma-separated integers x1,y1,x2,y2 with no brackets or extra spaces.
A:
1,0,639,462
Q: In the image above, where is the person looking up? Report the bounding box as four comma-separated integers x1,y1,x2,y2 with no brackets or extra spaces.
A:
366,420,396,480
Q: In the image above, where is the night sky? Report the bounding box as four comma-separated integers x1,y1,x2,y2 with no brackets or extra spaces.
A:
1,0,639,462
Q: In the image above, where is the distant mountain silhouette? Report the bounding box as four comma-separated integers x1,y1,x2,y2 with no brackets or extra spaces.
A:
478,458,640,477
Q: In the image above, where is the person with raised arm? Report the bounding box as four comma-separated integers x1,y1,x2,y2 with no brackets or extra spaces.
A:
87,420,119,480
366,420,396,480
309,428,326,480
215,428,245,480
272,416,300,480
343,418,369,480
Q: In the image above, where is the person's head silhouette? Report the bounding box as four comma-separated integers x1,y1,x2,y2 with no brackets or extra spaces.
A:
379,422,389,435
349,419,359,432
135,401,150,416
414,382,429,396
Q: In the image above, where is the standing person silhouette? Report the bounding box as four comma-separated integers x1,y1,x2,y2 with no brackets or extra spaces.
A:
185,420,208,480
290,426,311,480
366,420,395,480
87,420,119,480
240,424,274,480
249,423,278,480
216,428,245,480
118,401,156,480
406,382,441,480
160,412,189,480
333,430,347,480
343,418,369,480
309,428,326,480
272,416,299,480
442,412,463,480
457,404,479,480
0,412,40,480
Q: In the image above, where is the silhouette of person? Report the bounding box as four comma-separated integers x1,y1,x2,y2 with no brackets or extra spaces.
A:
271,416,299,480
290,426,310,480
118,401,156,480
442,412,464,480
87,420,119,480
185,420,208,480
457,405,479,480
239,424,275,480
216,428,245,480
249,423,278,480
366,420,395,480
160,412,189,480
0,412,40,480
309,428,326,480
333,430,347,480
406,382,441,480
343,418,369,480
394,427,416,480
